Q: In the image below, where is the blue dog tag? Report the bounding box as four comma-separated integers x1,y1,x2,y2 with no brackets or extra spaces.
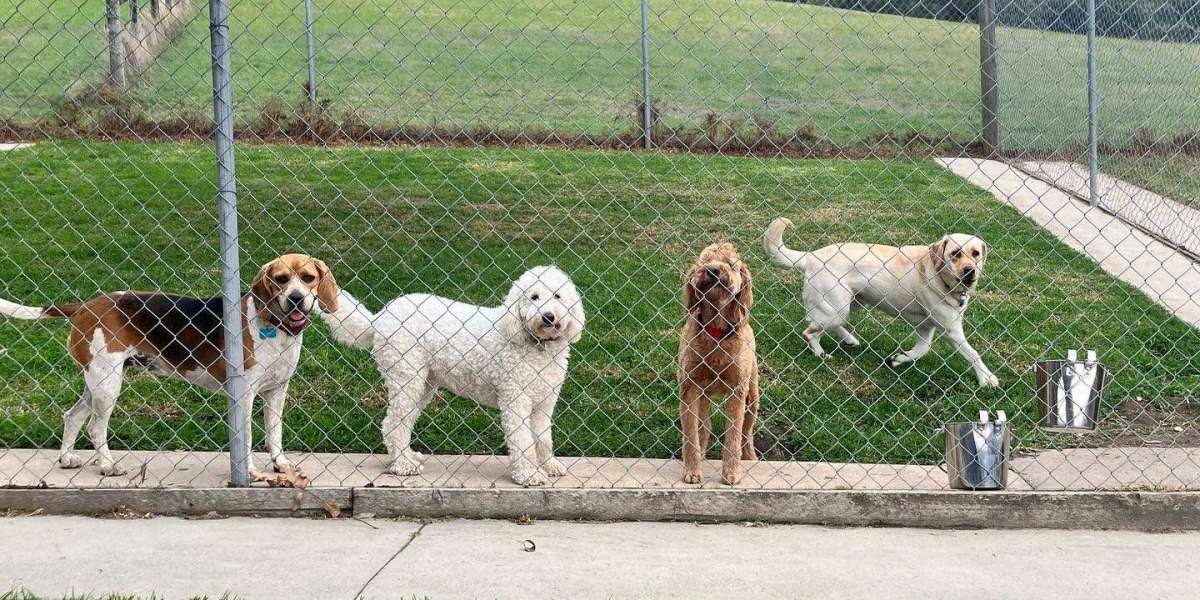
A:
258,326,278,340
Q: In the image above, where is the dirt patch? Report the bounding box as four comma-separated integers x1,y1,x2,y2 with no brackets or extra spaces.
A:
1096,397,1200,447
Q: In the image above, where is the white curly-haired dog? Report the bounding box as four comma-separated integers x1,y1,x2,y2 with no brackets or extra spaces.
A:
320,266,585,486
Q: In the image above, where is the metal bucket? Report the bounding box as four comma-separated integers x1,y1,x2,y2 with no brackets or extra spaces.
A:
944,411,1010,490
1035,350,1105,432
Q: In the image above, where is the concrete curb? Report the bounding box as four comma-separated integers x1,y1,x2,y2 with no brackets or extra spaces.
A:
3,487,1199,530
0,487,351,517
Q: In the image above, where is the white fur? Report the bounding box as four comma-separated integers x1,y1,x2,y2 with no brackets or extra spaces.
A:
764,218,999,388
0,298,45,320
54,297,306,476
320,266,586,486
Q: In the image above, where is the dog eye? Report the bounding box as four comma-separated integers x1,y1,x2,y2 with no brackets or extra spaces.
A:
273,275,289,284
301,273,316,283
554,294,561,300
951,251,961,259
972,249,980,257
531,294,540,301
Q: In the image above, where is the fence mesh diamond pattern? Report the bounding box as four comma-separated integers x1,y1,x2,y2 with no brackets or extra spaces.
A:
1,0,1198,492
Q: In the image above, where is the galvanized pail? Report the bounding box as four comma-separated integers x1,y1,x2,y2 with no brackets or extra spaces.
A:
1035,350,1105,432
944,410,1009,490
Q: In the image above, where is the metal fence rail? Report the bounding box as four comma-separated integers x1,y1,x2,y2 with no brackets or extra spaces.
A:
0,0,1198,495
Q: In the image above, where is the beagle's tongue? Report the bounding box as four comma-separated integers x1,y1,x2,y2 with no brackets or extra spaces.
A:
287,309,308,324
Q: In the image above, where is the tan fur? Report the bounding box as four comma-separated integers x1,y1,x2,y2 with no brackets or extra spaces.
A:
764,217,999,388
677,242,760,485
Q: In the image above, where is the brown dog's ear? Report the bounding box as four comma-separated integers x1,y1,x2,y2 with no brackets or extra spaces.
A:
251,261,279,315
728,259,753,325
929,237,948,272
682,266,701,314
313,258,339,313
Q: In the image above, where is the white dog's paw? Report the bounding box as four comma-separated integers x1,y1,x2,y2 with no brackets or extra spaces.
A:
386,456,424,477
977,371,1001,388
271,456,295,473
540,457,567,478
99,462,126,477
58,452,84,469
511,463,547,487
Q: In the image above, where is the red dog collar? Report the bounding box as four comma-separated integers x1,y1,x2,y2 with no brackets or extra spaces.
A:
704,324,731,339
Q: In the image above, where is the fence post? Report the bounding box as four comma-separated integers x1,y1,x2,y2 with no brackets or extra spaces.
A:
304,0,318,113
639,0,652,149
1086,0,1100,207
208,0,251,487
978,0,1000,155
105,0,126,88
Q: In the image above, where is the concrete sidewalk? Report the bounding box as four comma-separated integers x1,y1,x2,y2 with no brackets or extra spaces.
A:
937,158,1200,328
2,515,1198,600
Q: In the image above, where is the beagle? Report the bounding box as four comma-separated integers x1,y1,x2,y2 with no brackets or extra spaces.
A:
0,254,338,476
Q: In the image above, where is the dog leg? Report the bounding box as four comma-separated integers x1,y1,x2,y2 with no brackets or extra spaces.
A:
84,351,127,477
500,394,545,487
887,325,937,367
741,369,759,461
680,381,705,484
532,397,565,478
58,390,91,469
833,325,860,347
382,372,428,476
261,384,295,473
696,388,712,455
803,323,827,357
944,324,1000,388
721,388,747,485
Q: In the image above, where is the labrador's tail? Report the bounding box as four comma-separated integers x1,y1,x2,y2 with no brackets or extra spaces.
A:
763,217,809,270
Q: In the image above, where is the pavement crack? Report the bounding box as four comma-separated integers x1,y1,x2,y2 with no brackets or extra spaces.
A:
353,521,427,599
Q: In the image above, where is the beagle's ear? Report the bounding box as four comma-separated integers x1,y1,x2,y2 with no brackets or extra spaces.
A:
313,258,339,313
251,261,279,313
929,237,948,272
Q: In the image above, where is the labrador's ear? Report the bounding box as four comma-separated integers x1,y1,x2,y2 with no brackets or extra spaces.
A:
929,237,949,273
313,258,339,313
979,239,989,266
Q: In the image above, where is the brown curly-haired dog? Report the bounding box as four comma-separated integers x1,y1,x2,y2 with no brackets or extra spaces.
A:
677,242,759,485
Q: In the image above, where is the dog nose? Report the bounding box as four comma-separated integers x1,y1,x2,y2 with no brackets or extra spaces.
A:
541,312,556,326
287,291,305,308
962,266,976,281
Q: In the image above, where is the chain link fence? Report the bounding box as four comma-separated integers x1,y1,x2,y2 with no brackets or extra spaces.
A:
1,0,1198,493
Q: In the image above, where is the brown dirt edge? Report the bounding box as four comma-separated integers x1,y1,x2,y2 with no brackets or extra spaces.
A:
3,487,1199,530
0,116,989,160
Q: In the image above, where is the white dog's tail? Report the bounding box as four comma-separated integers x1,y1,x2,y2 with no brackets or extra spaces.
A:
317,290,378,349
763,217,809,270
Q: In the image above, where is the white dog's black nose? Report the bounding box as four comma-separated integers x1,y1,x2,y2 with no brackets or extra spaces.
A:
541,312,556,326
962,266,977,283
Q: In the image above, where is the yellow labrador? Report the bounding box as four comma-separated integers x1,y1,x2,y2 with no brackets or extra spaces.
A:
764,217,999,388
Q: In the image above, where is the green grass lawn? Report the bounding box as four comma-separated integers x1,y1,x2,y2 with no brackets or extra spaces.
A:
4,0,1200,154
1,140,1196,464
